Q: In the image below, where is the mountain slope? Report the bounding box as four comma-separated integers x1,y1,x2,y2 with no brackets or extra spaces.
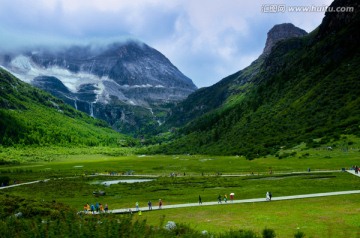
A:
0,68,131,147
163,23,307,129
0,40,197,136
157,0,360,157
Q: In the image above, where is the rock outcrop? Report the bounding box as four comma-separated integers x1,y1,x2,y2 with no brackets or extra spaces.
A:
262,23,307,56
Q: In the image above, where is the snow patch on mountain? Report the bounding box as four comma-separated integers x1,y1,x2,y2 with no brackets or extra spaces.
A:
0,40,197,135
4,55,116,104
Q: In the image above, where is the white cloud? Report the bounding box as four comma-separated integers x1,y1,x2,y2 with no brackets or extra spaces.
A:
0,0,334,87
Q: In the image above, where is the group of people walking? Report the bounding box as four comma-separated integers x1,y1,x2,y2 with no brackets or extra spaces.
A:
84,192,274,214
84,202,108,214
134,199,161,212
198,193,236,204
217,194,227,203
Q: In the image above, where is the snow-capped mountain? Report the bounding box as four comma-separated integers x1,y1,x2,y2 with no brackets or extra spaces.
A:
0,40,197,135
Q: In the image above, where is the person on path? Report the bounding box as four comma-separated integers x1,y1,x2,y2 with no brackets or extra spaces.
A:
104,204,108,213
90,204,95,214
135,202,139,211
266,192,270,201
159,199,163,209
218,195,222,204
99,203,104,213
85,203,90,213
269,192,272,201
224,194,227,203
95,202,99,213
199,195,202,204
148,201,152,210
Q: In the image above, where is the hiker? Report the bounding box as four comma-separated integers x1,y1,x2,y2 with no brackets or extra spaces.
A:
230,193,234,202
85,203,90,213
95,202,99,213
224,194,227,203
199,195,202,204
159,199,163,209
84,204,88,213
104,204,108,213
148,201,152,210
266,192,270,201
90,204,95,214
218,195,222,204
269,192,272,201
99,203,104,213
135,202,139,211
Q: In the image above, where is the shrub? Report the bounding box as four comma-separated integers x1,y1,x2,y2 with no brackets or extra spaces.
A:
262,228,276,238
294,230,306,238
0,176,10,186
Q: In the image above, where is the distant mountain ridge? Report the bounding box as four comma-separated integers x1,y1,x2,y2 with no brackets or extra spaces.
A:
0,40,197,136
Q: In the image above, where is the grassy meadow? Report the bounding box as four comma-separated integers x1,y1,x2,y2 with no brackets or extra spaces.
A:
137,194,360,238
0,136,360,237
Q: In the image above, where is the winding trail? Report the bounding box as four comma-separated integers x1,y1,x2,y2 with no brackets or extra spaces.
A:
107,170,360,214
2,170,359,214
108,189,360,214
0,179,50,190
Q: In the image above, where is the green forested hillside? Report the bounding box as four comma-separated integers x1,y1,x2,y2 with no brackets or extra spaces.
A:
163,57,264,129
156,0,360,157
0,68,131,147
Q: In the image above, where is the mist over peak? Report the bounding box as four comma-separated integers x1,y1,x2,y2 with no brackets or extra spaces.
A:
0,38,197,135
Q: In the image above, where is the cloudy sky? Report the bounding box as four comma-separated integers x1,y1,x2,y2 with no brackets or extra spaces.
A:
0,0,333,88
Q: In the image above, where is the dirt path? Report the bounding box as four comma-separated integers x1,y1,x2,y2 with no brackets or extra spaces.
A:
346,169,360,177
2,170,359,214
106,189,360,214
0,179,50,190
108,170,360,214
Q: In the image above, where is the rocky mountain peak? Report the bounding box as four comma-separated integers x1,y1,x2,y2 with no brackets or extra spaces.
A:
0,40,197,135
262,23,307,55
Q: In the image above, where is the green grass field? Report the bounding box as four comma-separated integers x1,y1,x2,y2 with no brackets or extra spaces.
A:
0,137,360,237
137,194,360,238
